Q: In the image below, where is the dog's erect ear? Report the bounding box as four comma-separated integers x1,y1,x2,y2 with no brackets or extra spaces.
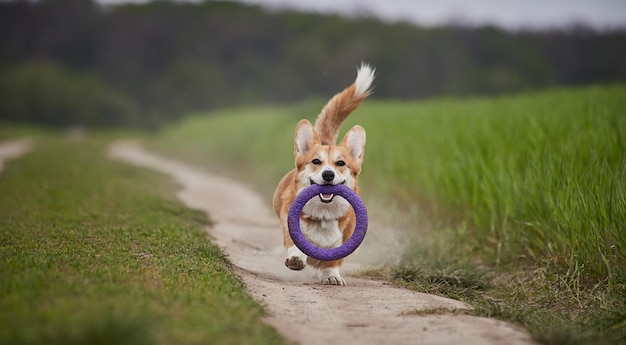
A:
294,119,320,157
339,125,366,164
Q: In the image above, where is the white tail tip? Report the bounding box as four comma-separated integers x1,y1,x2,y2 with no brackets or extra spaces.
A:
354,62,376,97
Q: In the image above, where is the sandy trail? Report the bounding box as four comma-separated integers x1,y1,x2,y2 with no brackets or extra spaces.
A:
108,141,536,345
0,139,32,172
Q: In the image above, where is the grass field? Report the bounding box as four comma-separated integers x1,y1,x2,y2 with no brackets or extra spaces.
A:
0,137,286,345
152,84,626,344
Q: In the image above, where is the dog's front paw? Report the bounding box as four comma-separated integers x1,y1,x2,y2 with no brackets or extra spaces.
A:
285,256,306,270
321,267,346,285
322,275,346,286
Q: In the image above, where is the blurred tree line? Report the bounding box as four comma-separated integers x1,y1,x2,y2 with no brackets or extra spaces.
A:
1,0,625,128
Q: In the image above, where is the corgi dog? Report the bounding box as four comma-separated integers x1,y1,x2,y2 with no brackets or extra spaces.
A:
272,63,375,285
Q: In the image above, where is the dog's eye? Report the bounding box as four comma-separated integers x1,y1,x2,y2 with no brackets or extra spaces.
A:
312,159,321,165
336,160,346,167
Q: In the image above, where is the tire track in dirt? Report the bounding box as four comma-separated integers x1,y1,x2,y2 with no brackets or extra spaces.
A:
108,141,536,345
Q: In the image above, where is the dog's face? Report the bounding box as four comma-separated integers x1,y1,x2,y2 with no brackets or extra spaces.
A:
293,120,365,219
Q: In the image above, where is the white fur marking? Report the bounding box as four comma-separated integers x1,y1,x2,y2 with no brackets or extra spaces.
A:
300,218,343,248
287,245,306,260
321,266,345,285
354,63,376,97
302,196,350,222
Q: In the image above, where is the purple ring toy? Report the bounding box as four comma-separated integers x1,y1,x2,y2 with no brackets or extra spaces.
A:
287,183,368,261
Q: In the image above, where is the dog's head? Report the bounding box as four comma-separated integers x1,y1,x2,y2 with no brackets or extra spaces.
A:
293,120,365,218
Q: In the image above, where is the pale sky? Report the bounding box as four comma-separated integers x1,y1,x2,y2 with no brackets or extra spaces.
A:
97,0,626,30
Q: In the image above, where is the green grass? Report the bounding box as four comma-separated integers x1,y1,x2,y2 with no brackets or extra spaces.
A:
150,84,626,344
0,137,286,345
362,88,626,274
0,122,56,140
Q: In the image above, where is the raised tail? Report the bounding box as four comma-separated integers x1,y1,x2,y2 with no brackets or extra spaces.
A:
314,63,375,145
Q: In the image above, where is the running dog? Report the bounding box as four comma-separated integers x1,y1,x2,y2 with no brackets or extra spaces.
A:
272,63,375,285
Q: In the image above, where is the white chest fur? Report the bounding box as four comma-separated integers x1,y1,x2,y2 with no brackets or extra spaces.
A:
301,218,343,249
301,196,350,221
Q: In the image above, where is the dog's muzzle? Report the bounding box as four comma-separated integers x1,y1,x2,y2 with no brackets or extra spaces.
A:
309,178,346,203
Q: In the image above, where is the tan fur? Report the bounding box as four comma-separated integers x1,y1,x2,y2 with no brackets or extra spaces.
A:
272,64,374,285
314,83,371,145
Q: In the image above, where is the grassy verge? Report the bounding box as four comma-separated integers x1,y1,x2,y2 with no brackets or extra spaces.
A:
0,137,286,345
149,84,626,344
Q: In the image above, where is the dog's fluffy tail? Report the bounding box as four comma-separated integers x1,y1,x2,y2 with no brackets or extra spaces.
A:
314,63,375,145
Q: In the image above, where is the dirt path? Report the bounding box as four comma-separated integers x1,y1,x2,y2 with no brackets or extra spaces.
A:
0,139,32,172
108,141,536,345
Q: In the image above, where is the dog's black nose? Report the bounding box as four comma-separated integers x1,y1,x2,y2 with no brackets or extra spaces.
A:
322,170,335,182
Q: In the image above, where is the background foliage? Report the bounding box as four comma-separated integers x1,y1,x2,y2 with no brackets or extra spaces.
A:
1,0,625,127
